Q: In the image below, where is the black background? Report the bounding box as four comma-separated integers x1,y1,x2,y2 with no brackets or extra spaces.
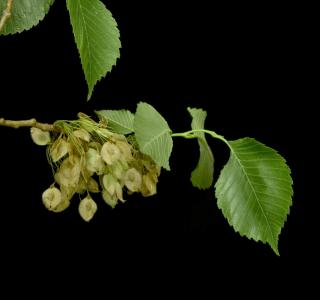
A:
0,0,315,278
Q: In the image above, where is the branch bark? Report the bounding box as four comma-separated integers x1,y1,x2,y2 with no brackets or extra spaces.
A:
0,118,55,131
0,0,13,33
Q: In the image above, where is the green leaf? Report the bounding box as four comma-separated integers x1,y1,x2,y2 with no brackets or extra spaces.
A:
95,109,134,135
134,102,173,170
215,138,293,255
66,0,121,100
188,107,214,189
0,0,54,35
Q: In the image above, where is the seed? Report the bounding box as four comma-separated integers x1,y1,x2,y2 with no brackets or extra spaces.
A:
101,142,121,165
30,127,51,146
50,138,69,162
141,174,157,197
42,187,62,211
124,168,142,192
110,161,125,180
54,156,81,188
88,142,102,152
73,128,91,142
102,189,118,209
78,196,97,222
116,140,133,162
86,148,105,175
88,178,99,193
102,173,117,195
52,188,72,213
115,182,124,202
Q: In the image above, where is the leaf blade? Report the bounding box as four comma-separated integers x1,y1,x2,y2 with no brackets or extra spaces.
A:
134,102,173,170
66,0,121,100
215,138,293,255
188,107,214,189
95,109,134,135
0,0,54,35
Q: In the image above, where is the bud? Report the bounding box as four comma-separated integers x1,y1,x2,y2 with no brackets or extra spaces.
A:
101,142,121,165
42,187,62,211
78,196,97,222
50,138,70,162
124,168,142,192
74,128,91,142
30,127,51,146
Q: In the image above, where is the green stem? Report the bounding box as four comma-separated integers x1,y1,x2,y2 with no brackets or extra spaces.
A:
172,129,231,149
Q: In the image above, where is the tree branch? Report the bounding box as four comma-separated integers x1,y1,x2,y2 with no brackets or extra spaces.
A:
0,0,13,33
0,118,55,131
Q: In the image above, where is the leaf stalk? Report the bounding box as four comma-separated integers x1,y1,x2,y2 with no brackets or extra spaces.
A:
172,129,229,146
0,0,13,33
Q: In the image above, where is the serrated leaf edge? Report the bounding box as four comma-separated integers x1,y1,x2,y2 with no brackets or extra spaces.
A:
0,0,55,36
96,110,134,134
215,138,293,255
66,0,121,100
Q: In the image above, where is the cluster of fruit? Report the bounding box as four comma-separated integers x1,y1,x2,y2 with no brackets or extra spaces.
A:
30,117,161,222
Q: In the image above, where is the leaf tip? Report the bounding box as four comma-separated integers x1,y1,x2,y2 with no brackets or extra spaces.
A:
87,91,93,101
67,0,121,101
270,242,280,256
163,163,171,171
